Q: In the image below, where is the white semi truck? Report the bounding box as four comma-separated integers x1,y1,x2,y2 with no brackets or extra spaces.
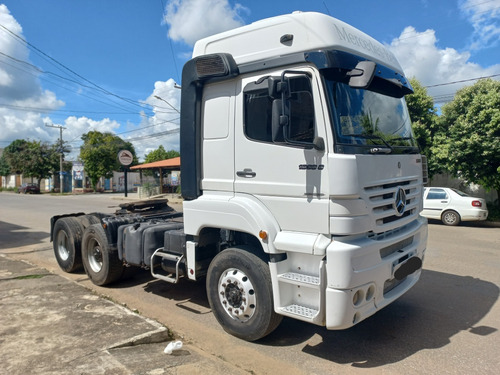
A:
50,11,428,341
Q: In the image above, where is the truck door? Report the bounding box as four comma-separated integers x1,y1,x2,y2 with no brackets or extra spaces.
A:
234,71,330,234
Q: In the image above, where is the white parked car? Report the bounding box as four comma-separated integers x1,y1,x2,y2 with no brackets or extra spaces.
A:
422,187,489,226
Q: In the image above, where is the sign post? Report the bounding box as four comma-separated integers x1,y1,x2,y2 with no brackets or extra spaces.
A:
117,150,133,197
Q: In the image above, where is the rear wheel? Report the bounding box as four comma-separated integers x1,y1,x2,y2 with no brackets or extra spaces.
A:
82,224,123,286
53,217,84,272
442,210,460,226
206,246,283,341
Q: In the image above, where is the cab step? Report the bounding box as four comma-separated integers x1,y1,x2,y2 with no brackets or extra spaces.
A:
280,304,319,319
278,272,320,288
150,248,184,283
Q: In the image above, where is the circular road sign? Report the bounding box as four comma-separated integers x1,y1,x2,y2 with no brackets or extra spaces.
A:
118,150,134,166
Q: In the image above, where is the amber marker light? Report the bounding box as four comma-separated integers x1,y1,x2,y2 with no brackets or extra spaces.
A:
259,230,268,240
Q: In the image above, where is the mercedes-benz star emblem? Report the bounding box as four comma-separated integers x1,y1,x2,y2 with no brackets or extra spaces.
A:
394,187,407,216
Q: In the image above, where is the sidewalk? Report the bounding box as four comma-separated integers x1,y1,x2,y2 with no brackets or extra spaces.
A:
0,255,244,375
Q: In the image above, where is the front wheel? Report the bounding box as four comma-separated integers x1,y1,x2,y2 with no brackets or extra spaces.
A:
206,247,283,341
442,210,460,226
82,224,123,286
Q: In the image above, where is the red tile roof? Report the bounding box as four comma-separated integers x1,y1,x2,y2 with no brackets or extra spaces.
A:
130,156,180,170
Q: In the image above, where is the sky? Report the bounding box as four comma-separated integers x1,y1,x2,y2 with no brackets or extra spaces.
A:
0,0,499,161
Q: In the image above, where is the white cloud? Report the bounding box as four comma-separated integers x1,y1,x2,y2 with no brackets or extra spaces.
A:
0,5,181,165
389,26,500,103
460,0,500,50
125,79,181,160
58,116,121,159
163,0,248,46
0,5,64,148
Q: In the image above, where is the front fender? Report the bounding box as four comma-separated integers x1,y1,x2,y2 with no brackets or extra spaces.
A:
183,192,281,253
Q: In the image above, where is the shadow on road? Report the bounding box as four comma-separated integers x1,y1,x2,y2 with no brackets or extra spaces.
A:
260,269,499,368
427,218,500,228
0,221,49,250
142,274,211,312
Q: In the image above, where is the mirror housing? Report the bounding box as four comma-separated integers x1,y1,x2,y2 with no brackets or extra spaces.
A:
271,99,286,142
312,136,325,151
347,60,376,89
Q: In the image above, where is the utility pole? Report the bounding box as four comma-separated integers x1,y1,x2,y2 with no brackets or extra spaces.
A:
45,123,66,194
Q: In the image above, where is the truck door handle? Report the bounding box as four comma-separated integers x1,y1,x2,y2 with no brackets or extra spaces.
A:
237,168,256,178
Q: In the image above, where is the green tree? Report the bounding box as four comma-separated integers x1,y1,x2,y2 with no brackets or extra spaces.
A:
144,145,179,163
435,78,500,205
406,78,441,179
24,141,60,185
2,139,60,187
3,139,29,175
0,154,11,176
79,131,137,191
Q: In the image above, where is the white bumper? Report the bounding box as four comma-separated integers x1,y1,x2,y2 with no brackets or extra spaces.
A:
325,216,428,329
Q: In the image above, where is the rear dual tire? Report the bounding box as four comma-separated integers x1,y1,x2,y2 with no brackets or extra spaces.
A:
52,215,102,273
81,224,123,286
53,217,84,272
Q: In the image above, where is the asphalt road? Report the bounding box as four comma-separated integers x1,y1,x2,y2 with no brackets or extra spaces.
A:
1,192,499,374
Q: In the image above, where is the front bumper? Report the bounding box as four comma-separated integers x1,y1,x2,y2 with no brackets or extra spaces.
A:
324,216,428,329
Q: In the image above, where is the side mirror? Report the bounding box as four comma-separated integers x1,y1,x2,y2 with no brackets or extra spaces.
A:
312,137,325,151
268,76,289,99
347,61,376,89
271,99,287,142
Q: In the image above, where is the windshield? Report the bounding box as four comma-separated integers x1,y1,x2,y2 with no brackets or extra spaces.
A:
323,72,418,154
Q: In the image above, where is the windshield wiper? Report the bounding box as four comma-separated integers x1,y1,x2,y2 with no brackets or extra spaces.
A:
343,133,393,154
389,136,420,154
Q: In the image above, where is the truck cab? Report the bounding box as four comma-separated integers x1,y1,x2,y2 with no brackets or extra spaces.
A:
180,11,427,336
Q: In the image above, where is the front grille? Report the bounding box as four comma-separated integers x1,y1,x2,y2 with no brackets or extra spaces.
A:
364,178,420,230
379,236,414,258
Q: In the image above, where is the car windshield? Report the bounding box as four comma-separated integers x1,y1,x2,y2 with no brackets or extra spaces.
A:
323,71,418,154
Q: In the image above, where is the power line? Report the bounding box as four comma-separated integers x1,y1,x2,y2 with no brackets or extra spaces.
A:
0,23,166,115
125,128,180,142
424,73,500,88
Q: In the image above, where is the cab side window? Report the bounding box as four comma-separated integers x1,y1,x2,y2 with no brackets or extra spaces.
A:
244,76,315,144
288,78,315,143
244,89,273,142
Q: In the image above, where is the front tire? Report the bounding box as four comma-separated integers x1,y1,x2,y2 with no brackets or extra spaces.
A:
442,210,460,226
206,246,283,341
82,224,123,286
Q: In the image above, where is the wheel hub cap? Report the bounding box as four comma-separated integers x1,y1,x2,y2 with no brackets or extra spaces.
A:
218,268,256,322
88,241,103,273
56,232,69,261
